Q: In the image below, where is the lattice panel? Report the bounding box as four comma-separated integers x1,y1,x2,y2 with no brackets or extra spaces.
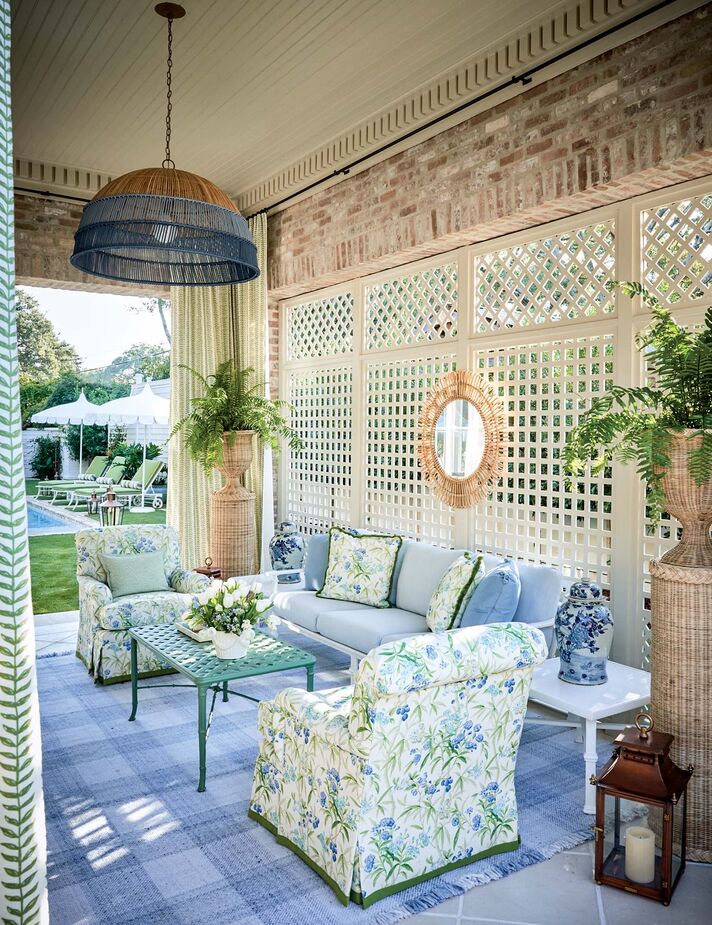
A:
363,353,457,543
286,366,353,534
470,335,615,591
474,222,616,333
365,264,458,351
286,292,354,360
641,193,712,305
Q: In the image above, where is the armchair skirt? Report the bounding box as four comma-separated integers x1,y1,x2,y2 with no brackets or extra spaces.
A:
249,622,547,907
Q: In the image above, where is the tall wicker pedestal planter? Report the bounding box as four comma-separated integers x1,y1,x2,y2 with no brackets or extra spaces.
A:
650,431,712,862
210,431,255,580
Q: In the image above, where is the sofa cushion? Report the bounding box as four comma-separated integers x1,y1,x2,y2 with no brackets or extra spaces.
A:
273,591,376,633
98,590,191,630
315,608,428,654
426,553,483,632
395,544,466,616
460,559,521,627
304,532,412,606
317,527,402,608
513,562,563,625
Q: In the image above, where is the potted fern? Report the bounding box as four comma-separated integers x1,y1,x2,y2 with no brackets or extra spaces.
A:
172,360,302,576
563,281,711,567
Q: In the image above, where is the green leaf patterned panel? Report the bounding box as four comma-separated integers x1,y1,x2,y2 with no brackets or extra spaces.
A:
0,2,48,922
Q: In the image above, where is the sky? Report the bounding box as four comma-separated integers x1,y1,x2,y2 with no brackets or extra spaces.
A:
22,286,170,373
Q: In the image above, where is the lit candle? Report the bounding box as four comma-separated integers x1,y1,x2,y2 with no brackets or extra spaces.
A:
625,826,656,883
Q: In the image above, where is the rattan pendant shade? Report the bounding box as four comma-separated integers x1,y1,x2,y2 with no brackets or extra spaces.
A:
70,4,258,287
70,167,259,286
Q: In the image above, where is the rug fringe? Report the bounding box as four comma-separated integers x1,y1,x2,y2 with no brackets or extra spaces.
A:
36,649,73,660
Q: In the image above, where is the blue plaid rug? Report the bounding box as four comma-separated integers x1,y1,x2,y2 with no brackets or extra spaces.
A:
39,632,596,925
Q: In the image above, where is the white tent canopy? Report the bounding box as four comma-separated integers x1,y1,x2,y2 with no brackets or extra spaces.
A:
30,390,104,474
87,383,169,511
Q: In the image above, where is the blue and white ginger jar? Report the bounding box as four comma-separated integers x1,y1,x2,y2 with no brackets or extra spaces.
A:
269,521,306,571
555,579,613,685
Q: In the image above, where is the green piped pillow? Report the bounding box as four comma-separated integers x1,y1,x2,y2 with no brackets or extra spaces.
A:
317,527,402,609
99,551,169,598
426,552,483,632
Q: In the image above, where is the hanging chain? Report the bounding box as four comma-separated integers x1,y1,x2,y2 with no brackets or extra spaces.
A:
162,16,175,169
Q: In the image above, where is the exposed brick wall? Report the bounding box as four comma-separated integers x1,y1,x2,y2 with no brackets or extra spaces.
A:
267,5,712,300
14,192,166,296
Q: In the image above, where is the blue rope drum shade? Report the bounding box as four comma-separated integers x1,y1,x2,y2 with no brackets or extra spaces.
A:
70,167,259,286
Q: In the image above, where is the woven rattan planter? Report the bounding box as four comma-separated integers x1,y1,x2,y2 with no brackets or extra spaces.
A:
209,431,255,579
650,430,712,862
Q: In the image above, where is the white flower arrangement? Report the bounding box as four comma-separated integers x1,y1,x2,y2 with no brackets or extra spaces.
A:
186,578,279,638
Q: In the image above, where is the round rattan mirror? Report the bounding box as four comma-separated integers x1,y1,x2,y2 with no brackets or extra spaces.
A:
418,370,506,508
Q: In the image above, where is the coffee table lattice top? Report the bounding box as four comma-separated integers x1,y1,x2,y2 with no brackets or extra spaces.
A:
129,624,315,683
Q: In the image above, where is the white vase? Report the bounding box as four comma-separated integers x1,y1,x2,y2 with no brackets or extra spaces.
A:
208,627,254,660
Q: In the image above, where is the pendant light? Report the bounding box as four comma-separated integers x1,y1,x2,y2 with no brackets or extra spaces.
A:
70,3,259,287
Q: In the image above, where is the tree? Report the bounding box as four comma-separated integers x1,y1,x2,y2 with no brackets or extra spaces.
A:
15,289,80,380
128,296,171,344
100,343,170,386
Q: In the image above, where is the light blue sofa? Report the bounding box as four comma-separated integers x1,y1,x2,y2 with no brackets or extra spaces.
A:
273,533,563,671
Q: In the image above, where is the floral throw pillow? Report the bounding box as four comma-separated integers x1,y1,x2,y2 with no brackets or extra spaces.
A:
426,552,483,632
317,527,402,608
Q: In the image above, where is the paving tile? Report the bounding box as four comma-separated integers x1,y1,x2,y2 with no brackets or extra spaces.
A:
458,851,599,925
599,863,712,925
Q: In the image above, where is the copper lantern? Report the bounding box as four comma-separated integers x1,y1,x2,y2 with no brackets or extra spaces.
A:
592,713,692,906
99,489,124,527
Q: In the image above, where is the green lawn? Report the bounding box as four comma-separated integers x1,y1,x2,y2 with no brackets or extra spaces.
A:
29,533,79,614
26,480,167,614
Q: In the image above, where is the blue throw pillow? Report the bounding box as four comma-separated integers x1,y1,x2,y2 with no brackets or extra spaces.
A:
459,559,521,627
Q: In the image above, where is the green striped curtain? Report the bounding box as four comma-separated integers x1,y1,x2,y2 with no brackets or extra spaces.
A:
168,213,267,572
0,2,48,922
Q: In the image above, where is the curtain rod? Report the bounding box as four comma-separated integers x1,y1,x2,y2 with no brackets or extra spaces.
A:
14,0,678,212
261,0,678,213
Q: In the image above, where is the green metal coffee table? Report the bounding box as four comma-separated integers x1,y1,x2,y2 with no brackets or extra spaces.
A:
128,624,315,792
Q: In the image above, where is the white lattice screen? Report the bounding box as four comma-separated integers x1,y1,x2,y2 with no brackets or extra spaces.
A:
363,353,457,542
280,179,711,668
286,366,353,535
473,220,616,333
286,291,354,360
641,192,712,305
365,263,458,351
471,335,614,590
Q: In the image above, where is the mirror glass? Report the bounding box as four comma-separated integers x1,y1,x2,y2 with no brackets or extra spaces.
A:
434,399,485,478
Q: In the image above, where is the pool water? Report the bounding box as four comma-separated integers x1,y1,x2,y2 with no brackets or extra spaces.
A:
27,504,77,534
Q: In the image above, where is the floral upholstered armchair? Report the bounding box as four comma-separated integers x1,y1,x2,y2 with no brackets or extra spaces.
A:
249,622,547,907
76,525,212,683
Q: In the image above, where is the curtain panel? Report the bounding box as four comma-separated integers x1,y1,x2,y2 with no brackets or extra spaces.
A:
0,2,49,921
168,213,268,573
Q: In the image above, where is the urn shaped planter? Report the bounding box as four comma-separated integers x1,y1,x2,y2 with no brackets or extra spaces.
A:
650,430,712,861
555,580,613,685
209,431,255,579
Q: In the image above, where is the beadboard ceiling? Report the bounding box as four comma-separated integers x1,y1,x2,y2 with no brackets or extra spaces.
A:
11,0,699,213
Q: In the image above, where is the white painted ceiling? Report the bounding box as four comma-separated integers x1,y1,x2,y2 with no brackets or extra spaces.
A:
12,0,568,198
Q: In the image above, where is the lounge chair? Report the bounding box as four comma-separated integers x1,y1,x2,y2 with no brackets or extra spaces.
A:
62,459,127,508
70,458,165,510
35,455,109,499
113,458,165,509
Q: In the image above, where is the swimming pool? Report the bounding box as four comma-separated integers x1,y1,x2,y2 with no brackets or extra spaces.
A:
27,503,79,534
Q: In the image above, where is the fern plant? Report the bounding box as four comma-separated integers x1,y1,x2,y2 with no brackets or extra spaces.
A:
171,360,303,475
563,282,712,522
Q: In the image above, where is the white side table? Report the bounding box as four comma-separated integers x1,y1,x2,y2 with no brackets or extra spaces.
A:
527,658,651,814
